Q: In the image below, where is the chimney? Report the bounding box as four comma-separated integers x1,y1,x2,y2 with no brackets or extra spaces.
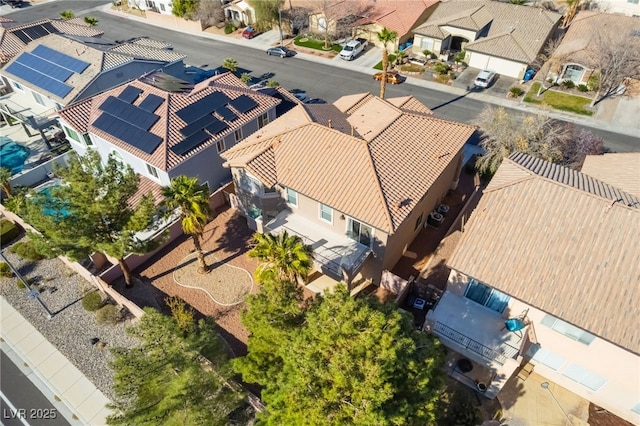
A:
328,119,332,129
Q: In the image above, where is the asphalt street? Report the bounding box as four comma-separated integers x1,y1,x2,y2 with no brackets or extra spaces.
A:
0,350,71,426
3,0,639,152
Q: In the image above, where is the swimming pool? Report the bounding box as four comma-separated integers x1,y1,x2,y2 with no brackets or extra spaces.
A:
34,180,69,217
0,136,31,174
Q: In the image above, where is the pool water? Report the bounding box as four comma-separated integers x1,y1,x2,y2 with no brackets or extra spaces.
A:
38,186,70,217
0,136,31,174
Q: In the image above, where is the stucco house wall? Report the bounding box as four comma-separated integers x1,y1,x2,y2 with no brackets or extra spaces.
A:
467,52,527,79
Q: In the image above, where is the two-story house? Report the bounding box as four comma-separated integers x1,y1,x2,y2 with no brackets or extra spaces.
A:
222,92,476,288
426,152,640,424
411,0,561,79
57,71,282,198
1,33,187,142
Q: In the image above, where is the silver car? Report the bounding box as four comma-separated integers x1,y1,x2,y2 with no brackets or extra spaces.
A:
474,69,497,88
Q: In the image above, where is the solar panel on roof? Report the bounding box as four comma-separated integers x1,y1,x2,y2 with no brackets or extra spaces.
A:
99,96,159,131
12,30,31,44
139,94,163,112
5,61,72,98
24,26,49,40
171,130,210,156
176,92,231,123
32,45,90,73
93,113,162,154
216,106,238,121
230,95,258,114
41,22,59,35
118,86,143,103
17,52,73,82
205,120,228,135
180,114,217,137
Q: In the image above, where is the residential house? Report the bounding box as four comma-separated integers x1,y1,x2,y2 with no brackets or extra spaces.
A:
544,12,640,85
305,0,439,49
426,152,640,424
412,0,561,79
127,0,173,15
225,0,255,27
222,93,476,287
0,33,187,142
57,71,282,198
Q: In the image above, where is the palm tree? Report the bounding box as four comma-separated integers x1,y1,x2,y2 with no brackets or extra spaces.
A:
59,10,75,20
222,57,238,73
162,176,212,274
0,167,12,198
377,27,398,99
562,0,582,27
249,231,313,284
84,16,99,26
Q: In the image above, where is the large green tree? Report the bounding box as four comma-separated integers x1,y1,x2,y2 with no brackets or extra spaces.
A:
108,302,243,425
0,167,12,198
22,150,162,287
162,176,212,274
236,285,445,425
377,27,398,99
248,0,283,33
248,231,313,283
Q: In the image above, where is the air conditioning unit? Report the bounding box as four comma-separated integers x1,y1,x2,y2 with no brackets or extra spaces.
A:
426,211,444,228
437,203,450,216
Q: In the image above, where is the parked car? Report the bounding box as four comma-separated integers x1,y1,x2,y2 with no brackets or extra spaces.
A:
1,0,24,7
293,92,310,103
266,46,296,58
474,69,497,88
305,98,327,104
339,38,368,61
372,71,403,84
242,26,258,39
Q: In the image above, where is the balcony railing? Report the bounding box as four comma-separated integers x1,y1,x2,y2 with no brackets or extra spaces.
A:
0,98,57,129
432,321,520,365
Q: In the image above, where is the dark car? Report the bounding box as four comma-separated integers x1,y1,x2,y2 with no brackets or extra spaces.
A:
372,70,403,84
266,46,296,58
305,98,327,104
242,26,258,39
1,0,25,7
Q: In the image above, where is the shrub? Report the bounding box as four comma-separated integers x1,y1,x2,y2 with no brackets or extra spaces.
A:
82,291,102,312
454,50,466,63
400,64,425,73
562,80,575,89
10,240,45,261
0,219,20,245
577,84,589,92
96,304,120,326
509,87,524,97
0,262,13,278
266,80,280,87
224,23,236,34
433,62,451,75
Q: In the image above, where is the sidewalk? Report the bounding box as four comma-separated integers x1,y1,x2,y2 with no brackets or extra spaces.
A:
1,297,112,426
102,5,640,140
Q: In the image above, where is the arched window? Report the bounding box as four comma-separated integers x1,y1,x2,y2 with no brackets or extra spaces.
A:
563,64,585,83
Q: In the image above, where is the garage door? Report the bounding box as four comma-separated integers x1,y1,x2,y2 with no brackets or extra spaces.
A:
468,52,527,79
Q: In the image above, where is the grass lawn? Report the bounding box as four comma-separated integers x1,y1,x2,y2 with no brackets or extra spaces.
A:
373,54,397,70
293,35,342,52
524,82,593,116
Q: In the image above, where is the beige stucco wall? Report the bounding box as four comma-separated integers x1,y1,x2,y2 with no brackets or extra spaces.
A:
447,269,640,424
411,34,443,56
440,25,478,44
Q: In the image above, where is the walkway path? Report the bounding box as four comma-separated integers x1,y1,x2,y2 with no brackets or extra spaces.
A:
1,297,112,426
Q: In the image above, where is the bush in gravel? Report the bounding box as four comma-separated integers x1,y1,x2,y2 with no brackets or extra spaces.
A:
433,62,451,75
96,304,120,326
10,240,45,261
82,291,103,312
16,279,26,289
577,84,589,92
509,87,524,97
0,262,13,278
0,219,20,245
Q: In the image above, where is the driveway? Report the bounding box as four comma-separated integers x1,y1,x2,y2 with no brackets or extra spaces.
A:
453,66,519,98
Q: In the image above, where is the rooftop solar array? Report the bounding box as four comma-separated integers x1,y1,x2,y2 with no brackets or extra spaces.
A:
230,95,258,114
93,114,162,155
5,44,91,99
118,86,143,103
216,105,238,121
176,92,231,123
139,94,164,112
171,130,210,156
11,22,60,44
99,96,159,131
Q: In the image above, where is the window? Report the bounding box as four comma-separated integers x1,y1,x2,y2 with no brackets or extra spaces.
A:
347,218,372,246
415,212,424,231
420,37,434,52
541,315,595,345
631,403,640,415
32,91,46,106
464,279,510,313
320,204,332,222
562,363,607,391
63,126,81,143
111,150,125,168
563,64,585,83
526,345,566,371
146,164,159,179
286,188,298,206
12,81,23,91
216,139,225,152
235,128,243,142
239,171,262,195
160,3,165,11
82,134,93,146
628,0,639,4
258,112,269,128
